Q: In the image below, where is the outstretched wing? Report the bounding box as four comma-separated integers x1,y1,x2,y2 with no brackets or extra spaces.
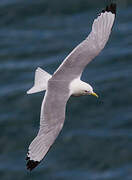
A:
26,80,70,171
52,3,116,81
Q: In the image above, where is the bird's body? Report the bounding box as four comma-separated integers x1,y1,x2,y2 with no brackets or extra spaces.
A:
26,3,117,171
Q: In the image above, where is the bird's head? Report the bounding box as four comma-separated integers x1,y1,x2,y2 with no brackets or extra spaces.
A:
70,80,98,98
78,82,98,97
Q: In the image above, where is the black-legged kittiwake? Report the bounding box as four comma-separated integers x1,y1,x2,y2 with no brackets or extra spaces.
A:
26,3,116,171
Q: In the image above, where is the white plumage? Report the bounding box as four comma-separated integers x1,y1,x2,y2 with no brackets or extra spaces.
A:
27,67,51,94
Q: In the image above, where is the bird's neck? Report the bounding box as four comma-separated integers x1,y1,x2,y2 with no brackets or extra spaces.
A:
69,79,85,97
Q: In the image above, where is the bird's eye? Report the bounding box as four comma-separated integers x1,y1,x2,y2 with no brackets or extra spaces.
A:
84,90,88,93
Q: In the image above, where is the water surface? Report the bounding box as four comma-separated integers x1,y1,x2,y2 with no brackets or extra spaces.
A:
0,1,132,179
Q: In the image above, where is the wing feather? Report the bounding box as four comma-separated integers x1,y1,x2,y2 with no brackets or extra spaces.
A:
26,80,70,170
52,4,116,82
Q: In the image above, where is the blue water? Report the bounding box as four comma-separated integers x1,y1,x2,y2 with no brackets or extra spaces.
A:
0,0,132,179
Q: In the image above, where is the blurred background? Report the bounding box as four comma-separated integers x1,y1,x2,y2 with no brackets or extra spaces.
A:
0,0,132,179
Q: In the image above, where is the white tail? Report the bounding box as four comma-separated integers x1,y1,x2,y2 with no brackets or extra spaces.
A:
27,67,52,94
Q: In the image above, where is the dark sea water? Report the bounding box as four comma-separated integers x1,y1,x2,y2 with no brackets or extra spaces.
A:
0,0,132,179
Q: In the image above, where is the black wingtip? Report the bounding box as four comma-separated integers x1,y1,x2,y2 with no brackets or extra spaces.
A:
26,157,40,171
102,3,117,15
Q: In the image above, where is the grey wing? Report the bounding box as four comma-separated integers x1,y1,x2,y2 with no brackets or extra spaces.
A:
26,81,70,171
52,3,116,81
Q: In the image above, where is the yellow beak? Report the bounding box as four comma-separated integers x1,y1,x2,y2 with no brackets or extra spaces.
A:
91,92,99,98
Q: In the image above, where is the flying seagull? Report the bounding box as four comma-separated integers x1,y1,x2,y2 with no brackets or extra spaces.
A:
26,3,116,171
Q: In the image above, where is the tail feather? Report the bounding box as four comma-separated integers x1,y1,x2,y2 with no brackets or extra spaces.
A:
27,67,52,94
